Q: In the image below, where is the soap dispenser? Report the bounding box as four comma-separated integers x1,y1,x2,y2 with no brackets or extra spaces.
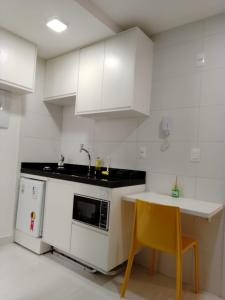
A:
171,176,180,198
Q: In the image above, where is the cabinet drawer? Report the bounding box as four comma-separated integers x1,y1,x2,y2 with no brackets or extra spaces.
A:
70,223,109,271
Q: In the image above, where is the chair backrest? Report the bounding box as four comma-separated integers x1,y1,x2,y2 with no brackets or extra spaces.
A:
134,200,181,254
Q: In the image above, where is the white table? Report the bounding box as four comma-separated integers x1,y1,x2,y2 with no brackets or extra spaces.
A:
123,192,224,221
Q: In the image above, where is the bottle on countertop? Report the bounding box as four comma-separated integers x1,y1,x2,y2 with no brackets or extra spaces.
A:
95,157,101,170
95,157,102,177
171,176,180,198
57,154,65,169
101,156,111,177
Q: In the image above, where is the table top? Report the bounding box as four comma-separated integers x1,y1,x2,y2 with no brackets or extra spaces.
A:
123,192,224,220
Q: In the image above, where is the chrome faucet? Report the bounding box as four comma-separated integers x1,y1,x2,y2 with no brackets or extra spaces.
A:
80,144,91,176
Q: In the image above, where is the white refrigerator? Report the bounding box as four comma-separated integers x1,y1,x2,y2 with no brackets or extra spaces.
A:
16,177,45,238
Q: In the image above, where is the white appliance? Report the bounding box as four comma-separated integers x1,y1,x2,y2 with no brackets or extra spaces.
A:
73,194,110,231
16,177,45,237
15,176,51,254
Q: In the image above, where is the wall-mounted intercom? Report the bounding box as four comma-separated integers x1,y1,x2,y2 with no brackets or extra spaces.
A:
160,116,172,152
160,116,172,138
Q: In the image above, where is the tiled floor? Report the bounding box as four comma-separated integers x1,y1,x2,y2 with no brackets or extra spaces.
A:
0,243,222,300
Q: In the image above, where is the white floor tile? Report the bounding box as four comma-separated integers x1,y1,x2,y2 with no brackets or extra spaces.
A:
0,244,222,300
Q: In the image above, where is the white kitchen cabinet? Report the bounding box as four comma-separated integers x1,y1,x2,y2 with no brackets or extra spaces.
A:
70,223,109,271
42,179,74,251
0,28,37,94
69,184,146,272
75,27,153,118
44,50,79,105
102,29,136,110
24,171,145,272
75,42,104,113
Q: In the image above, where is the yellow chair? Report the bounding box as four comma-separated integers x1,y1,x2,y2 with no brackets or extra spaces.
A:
120,200,199,300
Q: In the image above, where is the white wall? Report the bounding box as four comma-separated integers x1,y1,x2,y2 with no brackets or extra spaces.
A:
0,96,22,240
60,14,225,296
0,12,224,297
0,57,63,242
148,15,225,296
19,57,62,162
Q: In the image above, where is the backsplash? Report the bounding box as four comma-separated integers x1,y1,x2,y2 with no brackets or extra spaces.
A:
60,109,139,169
60,14,225,296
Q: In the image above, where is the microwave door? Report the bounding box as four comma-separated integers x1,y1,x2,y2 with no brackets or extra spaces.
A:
73,195,100,228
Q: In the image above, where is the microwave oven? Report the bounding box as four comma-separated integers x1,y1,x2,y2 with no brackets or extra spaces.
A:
73,194,110,231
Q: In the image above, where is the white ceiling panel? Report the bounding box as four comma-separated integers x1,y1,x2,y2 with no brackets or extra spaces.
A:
0,0,115,58
91,0,225,35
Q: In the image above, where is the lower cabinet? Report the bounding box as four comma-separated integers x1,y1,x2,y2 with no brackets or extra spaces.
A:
42,178,145,272
70,223,109,271
42,180,74,251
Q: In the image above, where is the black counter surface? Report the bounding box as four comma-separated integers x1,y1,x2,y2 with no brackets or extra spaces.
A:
21,163,146,188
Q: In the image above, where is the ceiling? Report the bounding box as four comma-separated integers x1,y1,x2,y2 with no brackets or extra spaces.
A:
0,0,114,59
1,0,225,59
91,0,225,35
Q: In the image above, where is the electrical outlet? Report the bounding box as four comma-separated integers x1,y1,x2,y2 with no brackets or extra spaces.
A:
190,148,200,162
138,146,146,159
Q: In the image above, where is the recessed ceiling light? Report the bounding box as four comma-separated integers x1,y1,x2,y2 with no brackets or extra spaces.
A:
46,18,68,33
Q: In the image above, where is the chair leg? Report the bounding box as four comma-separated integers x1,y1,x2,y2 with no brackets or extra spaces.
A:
120,242,137,298
149,249,156,275
176,253,182,300
193,242,200,293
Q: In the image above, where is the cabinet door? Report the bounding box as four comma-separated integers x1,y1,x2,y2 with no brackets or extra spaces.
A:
76,42,104,113
42,180,73,251
44,51,79,100
0,28,36,92
102,30,136,110
71,224,109,271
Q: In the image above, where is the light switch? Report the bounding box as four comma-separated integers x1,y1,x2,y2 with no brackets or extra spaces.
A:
138,146,146,159
190,148,201,162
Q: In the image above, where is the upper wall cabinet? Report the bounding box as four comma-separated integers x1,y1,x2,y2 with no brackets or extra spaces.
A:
75,27,153,118
75,42,104,113
0,28,37,94
44,50,79,105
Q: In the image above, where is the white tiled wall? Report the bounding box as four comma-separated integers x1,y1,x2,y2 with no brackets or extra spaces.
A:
19,57,62,162
0,58,63,242
0,97,22,239
60,14,225,296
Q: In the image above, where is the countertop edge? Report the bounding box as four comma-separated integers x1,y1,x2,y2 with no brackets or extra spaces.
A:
21,169,146,189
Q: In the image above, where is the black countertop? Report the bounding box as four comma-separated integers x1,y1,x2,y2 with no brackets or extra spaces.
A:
21,163,146,188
